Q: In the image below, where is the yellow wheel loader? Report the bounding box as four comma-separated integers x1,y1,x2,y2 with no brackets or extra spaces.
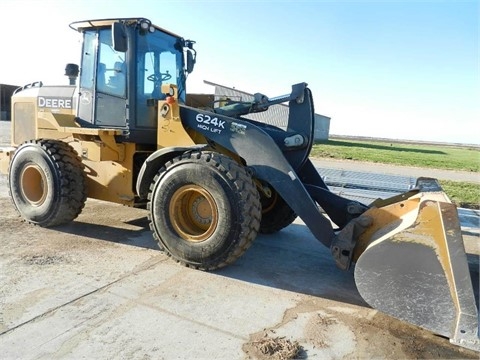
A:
0,18,477,351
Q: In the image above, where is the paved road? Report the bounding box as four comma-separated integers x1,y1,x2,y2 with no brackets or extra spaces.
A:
313,158,480,184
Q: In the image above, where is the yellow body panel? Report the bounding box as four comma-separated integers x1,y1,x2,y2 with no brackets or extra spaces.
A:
0,148,15,175
71,129,124,162
37,112,77,129
81,142,137,206
157,85,195,148
12,92,76,146
8,90,138,205
353,191,451,260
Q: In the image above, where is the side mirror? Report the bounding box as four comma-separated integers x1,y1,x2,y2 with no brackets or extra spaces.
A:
112,22,127,52
186,49,196,74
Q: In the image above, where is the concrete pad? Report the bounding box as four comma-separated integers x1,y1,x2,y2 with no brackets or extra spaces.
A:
1,264,293,359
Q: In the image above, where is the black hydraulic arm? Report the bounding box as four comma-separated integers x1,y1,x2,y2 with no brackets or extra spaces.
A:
179,95,336,247
179,84,369,251
214,83,307,118
298,159,369,228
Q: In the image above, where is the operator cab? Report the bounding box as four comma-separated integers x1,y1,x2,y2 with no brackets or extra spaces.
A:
69,18,196,144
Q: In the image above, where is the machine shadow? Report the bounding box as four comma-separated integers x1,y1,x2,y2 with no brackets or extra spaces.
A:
55,216,161,250
467,253,480,311
215,223,369,308
54,211,478,311
55,214,368,307
216,224,480,310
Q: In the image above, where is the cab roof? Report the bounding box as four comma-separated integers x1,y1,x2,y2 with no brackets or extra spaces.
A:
69,17,182,39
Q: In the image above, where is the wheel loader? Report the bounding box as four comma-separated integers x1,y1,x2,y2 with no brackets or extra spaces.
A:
0,17,478,351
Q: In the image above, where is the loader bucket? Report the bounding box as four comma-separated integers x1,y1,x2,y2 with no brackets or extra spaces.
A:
352,178,479,351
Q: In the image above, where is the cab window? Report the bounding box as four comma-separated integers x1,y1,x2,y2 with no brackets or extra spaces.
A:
96,29,127,98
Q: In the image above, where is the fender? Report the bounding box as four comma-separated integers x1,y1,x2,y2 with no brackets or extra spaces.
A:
179,104,336,248
136,145,206,200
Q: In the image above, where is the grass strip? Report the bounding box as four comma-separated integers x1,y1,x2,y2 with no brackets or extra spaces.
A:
311,139,479,208
312,139,480,172
439,180,479,210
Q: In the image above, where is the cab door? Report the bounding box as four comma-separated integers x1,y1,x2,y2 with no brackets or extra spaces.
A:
94,29,128,128
77,30,95,124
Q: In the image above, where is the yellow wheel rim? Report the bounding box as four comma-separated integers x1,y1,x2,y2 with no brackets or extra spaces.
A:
169,185,218,242
20,164,47,206
262,191,278,214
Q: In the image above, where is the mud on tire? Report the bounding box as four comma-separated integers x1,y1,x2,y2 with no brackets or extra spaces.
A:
147,151,261,270
8,139,87,227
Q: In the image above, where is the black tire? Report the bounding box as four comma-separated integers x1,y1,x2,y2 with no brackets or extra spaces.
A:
259,189,297,234
147,151,261,270
8,139,87,227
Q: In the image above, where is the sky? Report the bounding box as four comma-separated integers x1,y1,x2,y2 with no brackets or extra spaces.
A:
0,0,478,144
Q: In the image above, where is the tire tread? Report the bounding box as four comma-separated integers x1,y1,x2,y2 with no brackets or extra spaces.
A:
8,139,87,227
147,151,261,270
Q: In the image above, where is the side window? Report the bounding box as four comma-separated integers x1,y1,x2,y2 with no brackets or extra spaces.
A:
97,29,126,98
80,31,96,90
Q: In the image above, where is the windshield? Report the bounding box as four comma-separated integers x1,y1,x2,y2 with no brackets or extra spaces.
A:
136,29,186,102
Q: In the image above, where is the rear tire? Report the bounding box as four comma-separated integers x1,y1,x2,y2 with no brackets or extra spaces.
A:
8,139,87,227
147,151,261,270
259,189,297,234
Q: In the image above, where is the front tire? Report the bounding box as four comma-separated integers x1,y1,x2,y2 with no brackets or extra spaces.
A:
8,139,87,227
147,151,261,270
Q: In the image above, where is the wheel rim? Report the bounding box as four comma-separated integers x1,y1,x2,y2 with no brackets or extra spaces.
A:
169,185,218,242
20,164,47,206
261,191,278,214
